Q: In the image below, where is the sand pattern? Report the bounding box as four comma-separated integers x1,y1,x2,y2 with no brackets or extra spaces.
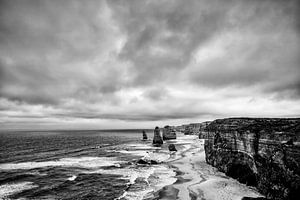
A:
159,134,264,200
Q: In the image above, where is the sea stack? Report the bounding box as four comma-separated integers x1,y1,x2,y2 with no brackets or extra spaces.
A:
168,144,177,151
163,125,176,140
152,126,163,146
142,130,148,140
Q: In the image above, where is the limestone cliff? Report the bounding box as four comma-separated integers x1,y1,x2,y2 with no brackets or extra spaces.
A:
201,118,300,200
176,121,211,135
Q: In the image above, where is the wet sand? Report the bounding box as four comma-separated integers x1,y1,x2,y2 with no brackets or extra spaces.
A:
159,134,264,200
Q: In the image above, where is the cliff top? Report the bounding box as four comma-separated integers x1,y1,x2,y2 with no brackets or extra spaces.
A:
207,118,300,135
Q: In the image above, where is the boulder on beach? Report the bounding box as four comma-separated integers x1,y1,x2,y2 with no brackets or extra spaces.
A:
163,125,176,140
168,144,177,151
136,159,159,165
142,130,148,140
153,126,163,146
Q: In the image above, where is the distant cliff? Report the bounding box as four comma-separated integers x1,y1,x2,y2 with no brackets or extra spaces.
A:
200,118,300,200
175,121,211,135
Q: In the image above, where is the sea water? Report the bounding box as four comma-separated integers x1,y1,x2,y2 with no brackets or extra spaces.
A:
0,130,176,200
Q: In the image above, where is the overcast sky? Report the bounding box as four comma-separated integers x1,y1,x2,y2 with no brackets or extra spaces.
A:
0,0,299,130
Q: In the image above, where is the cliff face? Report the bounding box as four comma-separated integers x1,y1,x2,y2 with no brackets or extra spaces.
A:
201,118,300,200
176,121,211,135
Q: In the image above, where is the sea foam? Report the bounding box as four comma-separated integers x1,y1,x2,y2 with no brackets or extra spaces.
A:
0,182,38,199
0,157,124,170
93,165,177,200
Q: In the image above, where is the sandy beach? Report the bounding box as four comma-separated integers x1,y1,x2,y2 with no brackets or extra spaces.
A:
157,133,264,200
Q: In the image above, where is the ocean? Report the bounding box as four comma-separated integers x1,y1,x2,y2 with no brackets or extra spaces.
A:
0,130,264,200
0,129,175,200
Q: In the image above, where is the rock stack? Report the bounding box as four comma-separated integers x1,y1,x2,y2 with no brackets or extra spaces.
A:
168,144,177,151
142,130,148,140
163,125,176,140
152,126,163,146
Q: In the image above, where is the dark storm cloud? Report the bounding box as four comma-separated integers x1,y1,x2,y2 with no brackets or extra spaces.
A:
0,0,124,105
185,0,300,98
107,0,233,85
108,0,300,96
0,0,299,128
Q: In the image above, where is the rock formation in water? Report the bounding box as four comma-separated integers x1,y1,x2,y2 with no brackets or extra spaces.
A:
142,130,148,140
168,144,177,151
136,159,159,165
163,125,176,140
153,126,163,146
200,118,300,200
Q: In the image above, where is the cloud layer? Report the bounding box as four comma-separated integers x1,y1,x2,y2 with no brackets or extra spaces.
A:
0,0,299,129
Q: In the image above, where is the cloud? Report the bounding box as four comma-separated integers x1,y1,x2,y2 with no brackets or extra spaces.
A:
0,0,299,129
0,0,126,105
107,0,235,85
185,29,300,96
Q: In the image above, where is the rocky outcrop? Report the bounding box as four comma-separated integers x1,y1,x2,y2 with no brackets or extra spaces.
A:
163,125,176,140
201,118,300,200
184,125,194,135
168,144,177,151
153,126,163,146
142,130,148,140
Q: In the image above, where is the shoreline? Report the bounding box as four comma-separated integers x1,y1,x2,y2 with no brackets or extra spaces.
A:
156,134,264,200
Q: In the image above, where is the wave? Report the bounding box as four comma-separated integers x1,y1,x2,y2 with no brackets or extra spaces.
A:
67,175,77,181
126,143,161,150
0,157,125,171
0,182,38,199
86,164,177,200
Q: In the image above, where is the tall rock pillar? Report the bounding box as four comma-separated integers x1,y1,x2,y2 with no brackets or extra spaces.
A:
153,126,163,146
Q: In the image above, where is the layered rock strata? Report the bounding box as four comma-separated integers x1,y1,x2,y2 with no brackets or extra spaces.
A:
201,118,300,200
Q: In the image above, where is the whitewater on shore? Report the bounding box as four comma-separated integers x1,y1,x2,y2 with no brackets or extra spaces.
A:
116,133,264,200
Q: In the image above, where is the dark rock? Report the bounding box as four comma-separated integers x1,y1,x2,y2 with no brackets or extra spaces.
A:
284,138,294,146
153,126,163,146
150,160,159,164
136,159,159,165
136,159,148,165
142,130,148,140
168,144,177,151
184,126,194,135
163,125,176,140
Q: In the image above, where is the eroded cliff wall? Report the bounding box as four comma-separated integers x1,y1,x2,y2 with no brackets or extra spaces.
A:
201,118,300,200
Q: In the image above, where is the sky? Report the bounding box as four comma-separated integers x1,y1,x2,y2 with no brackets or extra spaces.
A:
0,0,299,130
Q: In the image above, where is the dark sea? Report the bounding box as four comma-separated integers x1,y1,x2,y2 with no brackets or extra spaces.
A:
0,129,176,200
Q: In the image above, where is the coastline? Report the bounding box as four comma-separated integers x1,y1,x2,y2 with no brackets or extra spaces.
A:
157,133,264,200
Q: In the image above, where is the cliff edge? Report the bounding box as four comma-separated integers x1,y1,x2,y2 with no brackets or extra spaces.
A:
200,118,300,200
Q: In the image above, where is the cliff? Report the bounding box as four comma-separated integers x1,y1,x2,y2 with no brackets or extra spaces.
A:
176,121,211,135
201,118,300,200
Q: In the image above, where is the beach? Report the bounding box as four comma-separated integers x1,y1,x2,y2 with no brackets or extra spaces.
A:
156,133,264,200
